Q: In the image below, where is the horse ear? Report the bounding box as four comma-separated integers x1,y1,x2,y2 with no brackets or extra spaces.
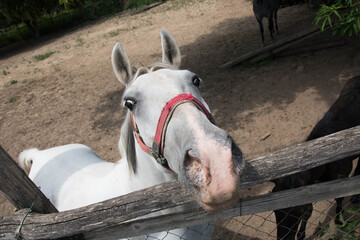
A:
111,42,133,85
160,31,181,69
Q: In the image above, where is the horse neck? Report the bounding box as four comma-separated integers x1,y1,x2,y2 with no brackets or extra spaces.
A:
137,145,175,183
113,145,175,194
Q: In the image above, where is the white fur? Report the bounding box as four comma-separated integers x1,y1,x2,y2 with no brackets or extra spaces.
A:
19,143,213,239
18,31,219,240
18,148,39,174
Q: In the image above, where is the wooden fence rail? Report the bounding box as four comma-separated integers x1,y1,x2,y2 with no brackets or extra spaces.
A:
219,25,330,69
1,125,360,239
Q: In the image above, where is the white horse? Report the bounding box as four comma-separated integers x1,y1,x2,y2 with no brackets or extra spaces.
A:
19,31,245,240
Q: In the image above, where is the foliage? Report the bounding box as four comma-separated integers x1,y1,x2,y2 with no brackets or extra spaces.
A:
59,0,124,14
59,0,85,10
33,51,56,61
316,207,360,239
315,221,331,238
124,0,164,10
0,0,164,48
331,208,360,240
314,0,360,37
0,0,60,38
8,96,19,102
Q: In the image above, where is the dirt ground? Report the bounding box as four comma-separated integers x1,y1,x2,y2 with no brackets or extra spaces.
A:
1,0,360,238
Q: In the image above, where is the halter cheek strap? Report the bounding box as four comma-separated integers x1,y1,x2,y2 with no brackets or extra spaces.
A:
131,93,215,171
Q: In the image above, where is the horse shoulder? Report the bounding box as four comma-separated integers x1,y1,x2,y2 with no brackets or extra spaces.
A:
55,162,120,211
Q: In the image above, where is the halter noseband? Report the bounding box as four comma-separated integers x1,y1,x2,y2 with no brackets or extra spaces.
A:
131,93,215,171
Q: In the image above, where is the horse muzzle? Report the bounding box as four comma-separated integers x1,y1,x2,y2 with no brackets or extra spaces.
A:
184,136,243,212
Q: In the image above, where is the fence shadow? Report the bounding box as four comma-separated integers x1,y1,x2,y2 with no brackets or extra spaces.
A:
92,88,125,132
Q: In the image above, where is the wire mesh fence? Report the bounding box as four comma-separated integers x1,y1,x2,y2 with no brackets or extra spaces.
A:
215,197,360,240
125,196,359,240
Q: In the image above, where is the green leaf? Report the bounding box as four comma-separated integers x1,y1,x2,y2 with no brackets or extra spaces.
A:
328,15,333,27
338,213,346,227
344,24,353,36
321,18,327,30
354,23,358,35
333,9,342,19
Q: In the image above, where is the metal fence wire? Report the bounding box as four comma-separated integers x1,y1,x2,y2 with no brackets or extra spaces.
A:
215,197,360,240
126,196,360,240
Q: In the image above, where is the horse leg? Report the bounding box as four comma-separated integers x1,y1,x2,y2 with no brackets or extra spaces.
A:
352,194,360,204
268,14,274,40
274,207,300,240
257,18,265,47
274,9,279,34
335,197,344,225
351,158,360,204
297,203,313,240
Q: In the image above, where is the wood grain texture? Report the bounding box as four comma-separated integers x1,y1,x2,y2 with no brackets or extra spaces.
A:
0,126,360,239
0,145,58,214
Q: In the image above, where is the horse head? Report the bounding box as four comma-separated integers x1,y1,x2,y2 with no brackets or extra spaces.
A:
111,31,245,212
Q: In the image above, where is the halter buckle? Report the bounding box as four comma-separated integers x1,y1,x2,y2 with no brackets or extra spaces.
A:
152,142,170,169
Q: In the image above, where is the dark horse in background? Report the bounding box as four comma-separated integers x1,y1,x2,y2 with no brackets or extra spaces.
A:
272,75,360,240
253,0,279,46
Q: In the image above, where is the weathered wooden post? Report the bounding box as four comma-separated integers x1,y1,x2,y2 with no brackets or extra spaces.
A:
0,145,57,214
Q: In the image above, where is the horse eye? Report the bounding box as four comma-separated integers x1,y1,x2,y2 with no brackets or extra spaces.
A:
192,75,201,87
124,99,135,111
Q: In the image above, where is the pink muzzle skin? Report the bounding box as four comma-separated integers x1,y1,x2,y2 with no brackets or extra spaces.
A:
130,93,215,171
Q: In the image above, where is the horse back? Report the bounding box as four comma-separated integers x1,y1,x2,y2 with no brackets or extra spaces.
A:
307,75,360,141
253,0,279,18
306,76,360,181
20,144,118,210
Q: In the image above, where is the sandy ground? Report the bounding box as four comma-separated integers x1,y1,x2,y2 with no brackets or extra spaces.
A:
1,0,360,238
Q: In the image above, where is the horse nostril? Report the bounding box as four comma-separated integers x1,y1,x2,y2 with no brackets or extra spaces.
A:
184,150,211,187
184,150,199,167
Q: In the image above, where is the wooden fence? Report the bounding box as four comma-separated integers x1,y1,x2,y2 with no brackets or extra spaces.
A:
1,125,360,239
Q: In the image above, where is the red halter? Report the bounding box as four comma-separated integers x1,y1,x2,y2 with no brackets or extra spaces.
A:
131,93,215,170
